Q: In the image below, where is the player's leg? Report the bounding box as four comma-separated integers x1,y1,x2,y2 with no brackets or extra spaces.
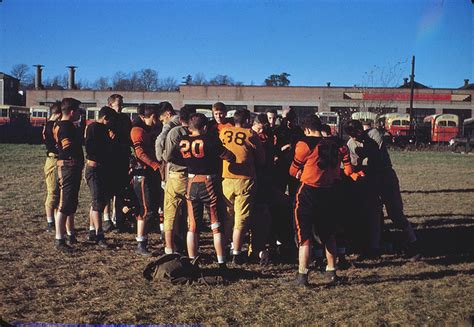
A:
44,156,58,231
292,184,314,286
231,178,256,264
164,172,187,254
222,178,236,249
205,176,226,265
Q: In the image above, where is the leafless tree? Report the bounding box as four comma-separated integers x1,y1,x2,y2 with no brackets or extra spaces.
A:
159,77,179,91
193,73,207,85
93,77,111,90
209,74,237,86
140,68,159,91
10,64,33,87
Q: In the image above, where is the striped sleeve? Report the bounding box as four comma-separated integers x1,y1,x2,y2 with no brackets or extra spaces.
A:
289,141,310,177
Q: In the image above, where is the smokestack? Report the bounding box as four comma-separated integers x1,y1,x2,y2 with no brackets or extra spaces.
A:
67,66,77,90
464,79,470,87
326,82,331,87
33,65,44,90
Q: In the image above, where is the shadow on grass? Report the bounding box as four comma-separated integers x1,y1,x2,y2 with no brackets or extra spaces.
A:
411,217,474,227
401,188,474,194
347,268,474,286
407,214,474,219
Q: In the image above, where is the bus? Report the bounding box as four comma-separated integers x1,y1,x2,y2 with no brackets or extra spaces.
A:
30,106,50,127
86,106,138,125
351,112,379,126
378,113,411,136
423,114,459,143
316,111,340,135
0,105,30,125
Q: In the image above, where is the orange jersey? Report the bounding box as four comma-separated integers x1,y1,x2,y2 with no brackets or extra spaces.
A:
130,121,160,171
220,126,265,179
289,136,339,188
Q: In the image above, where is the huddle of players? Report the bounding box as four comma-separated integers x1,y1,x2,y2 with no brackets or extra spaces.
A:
43,95,420,286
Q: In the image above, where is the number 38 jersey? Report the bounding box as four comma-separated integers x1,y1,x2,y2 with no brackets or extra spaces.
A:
289,136,339,188
219,126,265,179
178,133,228,175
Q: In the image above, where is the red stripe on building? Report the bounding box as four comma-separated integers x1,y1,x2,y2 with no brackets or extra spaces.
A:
362,93,452,101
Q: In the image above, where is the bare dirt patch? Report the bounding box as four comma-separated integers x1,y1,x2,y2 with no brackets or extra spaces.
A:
1,145,473,325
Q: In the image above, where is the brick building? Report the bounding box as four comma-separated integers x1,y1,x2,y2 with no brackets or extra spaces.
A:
0,73,21,105
26,80,474,124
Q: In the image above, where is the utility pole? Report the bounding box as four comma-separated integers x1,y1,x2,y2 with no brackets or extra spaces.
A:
409,56,416,134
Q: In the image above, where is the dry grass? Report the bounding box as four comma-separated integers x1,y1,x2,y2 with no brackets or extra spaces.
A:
0,145,473,325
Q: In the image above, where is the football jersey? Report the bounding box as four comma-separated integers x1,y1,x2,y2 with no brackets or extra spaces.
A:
179,133,228,175
219,126,265,179
53,120,84,163
289,136,339,188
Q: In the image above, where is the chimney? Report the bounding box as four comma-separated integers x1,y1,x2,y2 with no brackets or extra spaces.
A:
326,82,331,87
403,78,409,86
464,79,470,87
33,65,44,90
67,66,77,90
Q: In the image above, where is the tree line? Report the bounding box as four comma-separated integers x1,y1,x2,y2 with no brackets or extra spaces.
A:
9,64,291,91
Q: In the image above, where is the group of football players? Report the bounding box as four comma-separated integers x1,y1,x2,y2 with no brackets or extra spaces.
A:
42,94,420,286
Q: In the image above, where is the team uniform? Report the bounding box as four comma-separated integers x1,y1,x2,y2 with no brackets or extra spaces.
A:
53,120,84,216
130,119,161,231
43,120,60,216
162,125,190,251
348,128,417,253
220,126,265,242
178,133,231,235
84,122,112,213
110,112,132,230
290,136,339,247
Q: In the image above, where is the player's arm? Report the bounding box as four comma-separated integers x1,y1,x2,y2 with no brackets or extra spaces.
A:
155,123,172,162
163,128,182,163
131,127,160,171
216,139,236,162
58,123,74,157
250,131,266,166
289,141,310,178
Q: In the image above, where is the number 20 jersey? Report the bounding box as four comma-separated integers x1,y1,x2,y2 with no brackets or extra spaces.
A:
289,136,339,188
178,133,227,175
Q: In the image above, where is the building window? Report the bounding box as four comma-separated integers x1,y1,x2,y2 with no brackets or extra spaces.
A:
254,105,282,113
442,108,472,124
406,108,436,124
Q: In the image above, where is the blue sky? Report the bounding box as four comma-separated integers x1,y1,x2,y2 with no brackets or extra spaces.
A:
0,0,472,88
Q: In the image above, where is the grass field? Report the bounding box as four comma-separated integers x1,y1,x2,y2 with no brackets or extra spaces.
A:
1,144,473,325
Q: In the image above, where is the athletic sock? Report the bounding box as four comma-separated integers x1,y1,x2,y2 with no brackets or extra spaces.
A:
232,250,241,256
298,267,309,274
67,230,75,237
104,213,110,221
47,217,54,223
164,247,173,254
217,255,226,264
89,225,95,231
326,265,336,272
136,236,147,242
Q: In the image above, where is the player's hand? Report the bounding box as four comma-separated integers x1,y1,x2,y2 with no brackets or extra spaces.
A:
296,170,302,180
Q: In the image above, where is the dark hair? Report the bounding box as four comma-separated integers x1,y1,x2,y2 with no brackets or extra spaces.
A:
50,101,62,116
300,114,322,132
143,104,160,118
107,94,123,105
137,103,146,116
61,98,81,115
285,108,297,122
212,102,227,112
254,113,268,125
179,105,196,124
320,124,332,135
233,108,250,125
265,108,277,115
344,119,364,137
157,101,176,116
188,113,208,131
98,106,116,120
